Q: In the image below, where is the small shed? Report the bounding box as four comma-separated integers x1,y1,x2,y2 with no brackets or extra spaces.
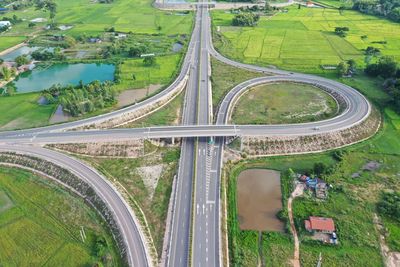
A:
305,216,335,234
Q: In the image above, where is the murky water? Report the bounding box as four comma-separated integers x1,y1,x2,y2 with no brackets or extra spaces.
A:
237,169,284,231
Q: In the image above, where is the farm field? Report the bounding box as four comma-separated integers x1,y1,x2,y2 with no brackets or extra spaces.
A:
0,166,120,266
212,6,400,74
231,83,338,124
0,0,193,51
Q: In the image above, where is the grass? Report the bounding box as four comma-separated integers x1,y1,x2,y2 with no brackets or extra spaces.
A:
0,93,55,131
83,145,180,258
212,6,400,74
124,89,184,128
0,166,120,266
210,58,264,115
0,0,192,131
114,54,183,91
1,0,192,42
0,36,26,51
231,83,338,124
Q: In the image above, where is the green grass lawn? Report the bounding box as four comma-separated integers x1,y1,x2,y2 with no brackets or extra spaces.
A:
231,83,338,124
0,166,120,266
212,6,400,74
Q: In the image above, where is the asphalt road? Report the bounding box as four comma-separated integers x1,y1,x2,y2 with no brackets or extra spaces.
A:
0,145,150,267
0,2,373,267
166,7,202,267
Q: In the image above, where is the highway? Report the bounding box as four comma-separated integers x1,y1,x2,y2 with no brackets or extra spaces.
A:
0,145,150,267
0,2,373,267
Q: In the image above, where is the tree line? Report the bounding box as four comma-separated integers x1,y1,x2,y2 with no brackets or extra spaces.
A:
352,0,400,22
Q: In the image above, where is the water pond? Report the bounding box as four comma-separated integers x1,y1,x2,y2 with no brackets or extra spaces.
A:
237,169,284,232
12,63,115,93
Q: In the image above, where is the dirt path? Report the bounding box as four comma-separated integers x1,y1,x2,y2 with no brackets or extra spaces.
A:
288,183,304,267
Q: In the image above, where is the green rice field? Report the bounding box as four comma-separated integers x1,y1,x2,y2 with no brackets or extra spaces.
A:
213,6,400,74
0,167,120,266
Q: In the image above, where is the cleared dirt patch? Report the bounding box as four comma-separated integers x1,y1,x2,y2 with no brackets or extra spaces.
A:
117,84,161,108
232,82,338,124
237,169,284,231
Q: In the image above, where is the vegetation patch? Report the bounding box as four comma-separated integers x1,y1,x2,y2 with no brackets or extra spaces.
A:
82,145,180,259
212,6,400,74
210,58,264,116
0,166,120,266
231,82,338,124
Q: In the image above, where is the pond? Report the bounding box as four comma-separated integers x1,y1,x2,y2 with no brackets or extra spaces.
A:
0,46,54,61
237,169,284,232
12,63,115,93
172,42,183,52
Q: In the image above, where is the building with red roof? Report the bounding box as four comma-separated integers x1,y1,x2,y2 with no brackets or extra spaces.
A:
305,216,335,233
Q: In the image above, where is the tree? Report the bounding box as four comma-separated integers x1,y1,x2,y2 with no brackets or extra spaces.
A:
128,45,147,57
232,13,260,27
334,27,349,37
132,73,136,80
365,46,380,56
365,56,398,78
337,61,349,76
15,55,29,67
378,56,398,78
0,67,12,81
347,59,357,73
35,0,57,22
143,56,156,67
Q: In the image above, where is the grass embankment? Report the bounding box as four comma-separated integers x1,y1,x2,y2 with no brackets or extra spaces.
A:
123,90,185,128
231,83,338,124
213,6,400,74
83,145,181,258
0,167,120,266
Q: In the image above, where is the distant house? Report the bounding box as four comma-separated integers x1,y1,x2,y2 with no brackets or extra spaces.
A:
0,20,11,28
305,216,335,234
88,38,102,43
